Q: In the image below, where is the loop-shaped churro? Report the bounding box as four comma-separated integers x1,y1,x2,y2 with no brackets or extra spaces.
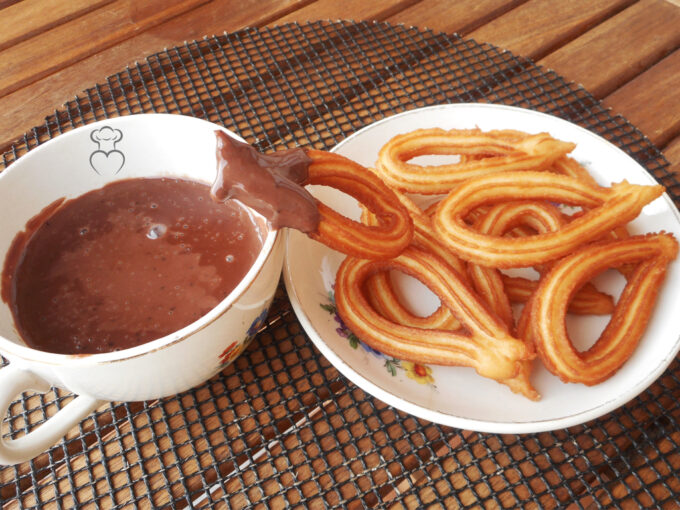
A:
551,155,600,187
467,201,569,400
314,126,677,399
375,128,575,194
433,171,664,268
468,201,566,329
425,198,616,314
360,189,464,331
502,275,615,315
530,233,678,385
335,246,531,380
469,201,615,319
305,150,413,259
363,272,462,330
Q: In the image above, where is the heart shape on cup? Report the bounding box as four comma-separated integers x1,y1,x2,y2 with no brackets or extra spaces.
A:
90,150,125,176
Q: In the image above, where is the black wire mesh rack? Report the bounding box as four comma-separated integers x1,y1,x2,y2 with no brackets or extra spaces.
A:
2,20,680,509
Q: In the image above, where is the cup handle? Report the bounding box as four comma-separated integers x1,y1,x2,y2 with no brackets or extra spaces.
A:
0,366,103,465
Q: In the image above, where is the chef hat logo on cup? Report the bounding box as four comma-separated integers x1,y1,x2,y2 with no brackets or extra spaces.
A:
0,114,284,465
89,126,125,176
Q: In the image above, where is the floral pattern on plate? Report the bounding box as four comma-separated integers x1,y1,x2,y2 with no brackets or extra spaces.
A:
284,104,680,433
320,290,436,387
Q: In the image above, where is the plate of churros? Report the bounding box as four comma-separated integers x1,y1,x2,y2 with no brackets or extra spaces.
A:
283,103,680,433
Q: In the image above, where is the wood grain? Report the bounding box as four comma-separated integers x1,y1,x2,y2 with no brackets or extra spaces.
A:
468,0,635,60
0,0,312,150
271,0,420,25
0,0,115,52
0,1,680,508
0,400,145,505
603,49,680,147
0,0,210,98
538,0,680,98
663,136,680,176
385,0,527,34
10,373,344,507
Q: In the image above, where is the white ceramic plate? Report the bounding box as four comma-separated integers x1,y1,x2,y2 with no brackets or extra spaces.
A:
283,103,680,433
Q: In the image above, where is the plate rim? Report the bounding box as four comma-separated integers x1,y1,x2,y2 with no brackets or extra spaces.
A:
284,103,680,434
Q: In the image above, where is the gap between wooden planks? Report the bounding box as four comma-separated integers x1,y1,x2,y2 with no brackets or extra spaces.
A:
6,380,352,508
0,0,115,52
0,0,210,98
0,0,404,150
0,0,678,174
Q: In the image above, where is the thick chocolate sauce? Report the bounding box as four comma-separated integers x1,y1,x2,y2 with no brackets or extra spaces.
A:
2,178,264,354
211,131,320,233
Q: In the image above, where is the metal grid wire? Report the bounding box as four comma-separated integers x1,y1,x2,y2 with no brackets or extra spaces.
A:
1,20,679,508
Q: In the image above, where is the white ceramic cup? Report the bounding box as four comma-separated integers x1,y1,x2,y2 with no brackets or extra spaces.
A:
0,114,285,465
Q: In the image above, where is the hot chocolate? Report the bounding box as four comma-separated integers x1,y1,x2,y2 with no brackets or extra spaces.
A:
1,177,265,354
211,131,319,233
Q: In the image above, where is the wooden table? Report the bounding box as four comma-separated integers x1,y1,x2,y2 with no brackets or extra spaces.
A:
1,1,680,508
1,0,679,175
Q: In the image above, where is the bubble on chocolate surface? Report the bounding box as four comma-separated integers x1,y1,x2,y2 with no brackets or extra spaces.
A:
8,177,265,355
147,224,167,240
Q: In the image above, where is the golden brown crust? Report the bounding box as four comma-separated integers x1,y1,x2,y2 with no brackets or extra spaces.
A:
363,271,461,330
312,127,676,400
530,233,678,385
375,128,575,194
305,150,414,259
359,190,464,331
502,276,615,315
334,246,531,380
433,172,664,267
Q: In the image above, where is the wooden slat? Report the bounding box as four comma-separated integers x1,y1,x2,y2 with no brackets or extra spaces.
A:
13,379,345,507
385,0,527,34
0,0,115,52
603,49,680,147
2,305,293,506
7,409,153,508
663,136,680,177
468,0,635,60
0,398,117,502
271,0,420,25
0,2,679,508
0,0,311,150
538,0,680,98
0,0,210,98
